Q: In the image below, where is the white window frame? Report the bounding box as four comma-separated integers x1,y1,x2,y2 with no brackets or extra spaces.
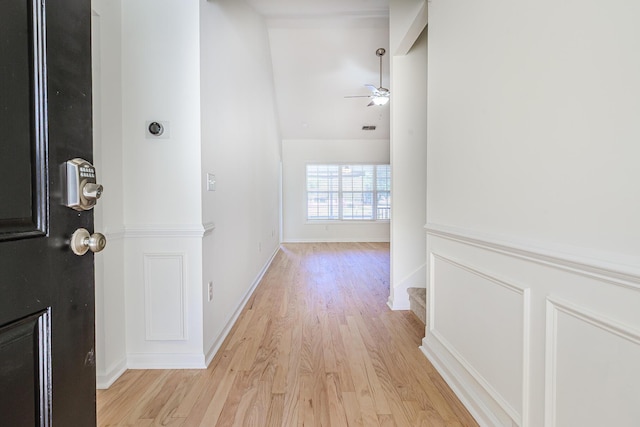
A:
306,163,391,222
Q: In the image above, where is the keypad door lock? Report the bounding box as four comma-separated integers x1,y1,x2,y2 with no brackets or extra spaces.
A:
61,158,104,211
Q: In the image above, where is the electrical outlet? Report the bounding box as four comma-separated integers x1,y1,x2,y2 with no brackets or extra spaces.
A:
207,281,213,302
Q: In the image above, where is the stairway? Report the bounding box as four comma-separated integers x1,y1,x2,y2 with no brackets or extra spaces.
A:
407,287,426,325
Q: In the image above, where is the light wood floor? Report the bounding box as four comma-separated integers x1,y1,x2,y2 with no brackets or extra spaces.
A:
97,242,478,426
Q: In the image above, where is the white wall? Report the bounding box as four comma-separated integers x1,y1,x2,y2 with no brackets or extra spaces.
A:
267,19,390,141
120,0,205,368
199,0,281,363
422,0,640,425
390,0,426,56
388,21,427,310
282,139,390,242
92,0,283,384
91,0,126,389
121,0,202,227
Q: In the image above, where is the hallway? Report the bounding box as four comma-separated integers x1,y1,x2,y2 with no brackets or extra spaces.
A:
97,243,477,426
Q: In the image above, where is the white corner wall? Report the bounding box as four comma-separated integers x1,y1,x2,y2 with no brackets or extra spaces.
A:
388,20,427,310
282,139,390,242
92,0,283,386
199,0,281,362
121,0,205,368
423,1,640,426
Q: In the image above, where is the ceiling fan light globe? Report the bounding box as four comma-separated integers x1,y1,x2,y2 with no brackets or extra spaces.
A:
372,96,389,106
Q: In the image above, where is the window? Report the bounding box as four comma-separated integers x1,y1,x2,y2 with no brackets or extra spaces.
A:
306,164,391,221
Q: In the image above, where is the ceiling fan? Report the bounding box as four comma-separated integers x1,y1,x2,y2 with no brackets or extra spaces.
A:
345,47,390,106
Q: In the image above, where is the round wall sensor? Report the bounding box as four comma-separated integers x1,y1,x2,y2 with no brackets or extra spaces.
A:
148,121,164,136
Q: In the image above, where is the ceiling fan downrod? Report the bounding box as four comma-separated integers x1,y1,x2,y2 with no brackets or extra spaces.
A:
376,48,386,89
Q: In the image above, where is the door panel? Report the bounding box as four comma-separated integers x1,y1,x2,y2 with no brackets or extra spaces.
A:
0,0,96,426
0,0,47,238
0,310,51,427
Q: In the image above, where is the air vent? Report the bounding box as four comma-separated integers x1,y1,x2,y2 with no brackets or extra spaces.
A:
362,125,376,131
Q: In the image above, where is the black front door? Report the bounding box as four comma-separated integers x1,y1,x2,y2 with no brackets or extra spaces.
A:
0,0,96,425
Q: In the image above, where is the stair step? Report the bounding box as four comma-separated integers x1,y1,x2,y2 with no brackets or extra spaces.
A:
407,287,426,325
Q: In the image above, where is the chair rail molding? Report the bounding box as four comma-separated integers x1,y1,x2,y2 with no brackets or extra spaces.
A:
124,222,216,239
425,223,640,291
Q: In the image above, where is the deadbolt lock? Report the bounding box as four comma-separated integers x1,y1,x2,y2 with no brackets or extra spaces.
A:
61,158,104,211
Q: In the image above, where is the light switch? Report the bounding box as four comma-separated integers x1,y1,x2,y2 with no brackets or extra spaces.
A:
207,173,216,191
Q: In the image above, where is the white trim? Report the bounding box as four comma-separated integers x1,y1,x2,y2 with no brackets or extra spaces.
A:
96,357,127,389
388,298,410,310
103,226,125,240
143,253,187,341
425,223,640,291
428,253,531,426
203,221,215,236
389,262,426,310
420,339,500,427
283,238,390,243
126,352,206,369
124,223,215,238
204,245,281,366
544,296,640,427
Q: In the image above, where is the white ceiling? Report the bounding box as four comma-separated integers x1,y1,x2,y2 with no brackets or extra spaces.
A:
245,0,391,140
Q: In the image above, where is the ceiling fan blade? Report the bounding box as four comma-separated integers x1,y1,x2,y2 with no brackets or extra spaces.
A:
367,100,376,107
364,84,378,93
344,95,373,98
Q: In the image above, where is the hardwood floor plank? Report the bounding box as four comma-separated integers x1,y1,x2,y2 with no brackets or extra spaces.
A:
339,323,381,427
264,393,285,426
97,243,478,427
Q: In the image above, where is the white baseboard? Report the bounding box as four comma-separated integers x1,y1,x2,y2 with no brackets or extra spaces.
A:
421,339,498,427
387,296,410,310
126,352,207,369
389,262,426,310
283,238,390,243
204,245,281,366
96,357,128,390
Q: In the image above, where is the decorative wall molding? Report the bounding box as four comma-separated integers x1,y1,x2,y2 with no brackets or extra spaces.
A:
544,296,640,427
124,223,216,239
103,226,125,240
204,246,280,366
425,223,640,291
422,227,640,426
429,253,530,426
421,336,506,427
143,253,187,341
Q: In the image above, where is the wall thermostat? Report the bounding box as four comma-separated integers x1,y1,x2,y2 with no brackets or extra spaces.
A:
148,121,163,136
145,120,170,139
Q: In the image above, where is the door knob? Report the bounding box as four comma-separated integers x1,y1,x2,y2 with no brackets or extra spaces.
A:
70,228,107,255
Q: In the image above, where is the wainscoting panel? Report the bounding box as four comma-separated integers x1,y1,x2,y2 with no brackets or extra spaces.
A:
422,224,640,427
545,298,640,427
429,254,529,426
143,253,187,341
